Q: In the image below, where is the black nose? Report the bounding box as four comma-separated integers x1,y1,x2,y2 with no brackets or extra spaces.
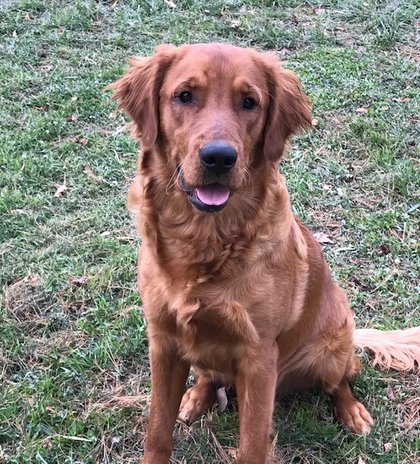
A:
200,142,237,175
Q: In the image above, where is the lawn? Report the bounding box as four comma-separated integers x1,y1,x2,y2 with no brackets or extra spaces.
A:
0,0,419,463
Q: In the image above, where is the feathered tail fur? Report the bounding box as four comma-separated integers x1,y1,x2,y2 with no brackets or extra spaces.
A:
354,327,420,372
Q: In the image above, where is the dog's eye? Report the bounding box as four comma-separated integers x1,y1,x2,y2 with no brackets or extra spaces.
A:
242,97,258,111
177,90,193,104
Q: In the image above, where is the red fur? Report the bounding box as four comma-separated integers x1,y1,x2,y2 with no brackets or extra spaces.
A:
110,43,420,464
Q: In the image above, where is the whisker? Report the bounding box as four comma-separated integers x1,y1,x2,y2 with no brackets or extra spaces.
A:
165,167,180,195
240,166,255,198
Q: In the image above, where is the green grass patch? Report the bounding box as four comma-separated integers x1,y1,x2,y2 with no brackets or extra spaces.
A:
1,0,419,462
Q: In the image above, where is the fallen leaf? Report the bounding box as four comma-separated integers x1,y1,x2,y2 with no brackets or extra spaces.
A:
113,124,128,135
164,0,177,8
313,231,333,244
41,436,53,449
78,137,88,145
384,443,393,452
356,107,368,113
54,181,67,197
68,275,89,286
111,436,121,447
392,97,411,103
279,47,291,56
83,166,102,184
41,64,53,73
226,448,238,459
312,118,319,126
358,458,366,464
69,114,79,122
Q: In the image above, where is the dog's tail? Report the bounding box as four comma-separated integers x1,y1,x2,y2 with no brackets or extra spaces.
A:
354,327,420,372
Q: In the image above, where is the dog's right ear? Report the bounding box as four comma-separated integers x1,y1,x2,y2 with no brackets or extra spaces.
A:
108,45,177,147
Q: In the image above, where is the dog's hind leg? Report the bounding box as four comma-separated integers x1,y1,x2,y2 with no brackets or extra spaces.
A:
302,316,374,434
328,377,373,434
178,370,217,423
321,353,373,434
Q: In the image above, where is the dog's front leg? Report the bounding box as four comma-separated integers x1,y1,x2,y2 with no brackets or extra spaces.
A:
142,331,190,464
236,347,278,464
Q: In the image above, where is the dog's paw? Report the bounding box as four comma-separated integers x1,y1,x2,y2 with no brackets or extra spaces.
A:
178,383,216,423
336,400,374,435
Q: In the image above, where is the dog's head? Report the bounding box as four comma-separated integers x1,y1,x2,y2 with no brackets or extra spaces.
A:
110,43,311,213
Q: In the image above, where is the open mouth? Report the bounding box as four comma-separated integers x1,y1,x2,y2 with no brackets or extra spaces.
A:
178,170,230,213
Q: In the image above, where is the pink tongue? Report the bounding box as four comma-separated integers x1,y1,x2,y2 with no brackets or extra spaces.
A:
196,184,230,206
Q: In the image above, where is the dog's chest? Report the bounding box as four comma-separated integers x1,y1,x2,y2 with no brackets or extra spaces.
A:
163,286,260,374
173,305,252,376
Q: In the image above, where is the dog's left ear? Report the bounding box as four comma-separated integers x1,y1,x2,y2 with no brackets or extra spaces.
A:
262,55,312,162
108,44,177,147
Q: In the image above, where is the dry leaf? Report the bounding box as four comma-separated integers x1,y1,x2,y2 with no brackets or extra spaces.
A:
69,275,89,286
226,448,238,459
279,47,291,56
392,97,411,103
358,458,366,464
313,231,333,244
164,0,177,8
384,443,393,452
312,118,319,126
113,124,128,135
356,107,368,113
83,166,102,184
41,436,53,449
230,19,241,29
54,181,67,197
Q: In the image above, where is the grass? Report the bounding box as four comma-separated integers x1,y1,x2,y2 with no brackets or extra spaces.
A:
0,0,419,462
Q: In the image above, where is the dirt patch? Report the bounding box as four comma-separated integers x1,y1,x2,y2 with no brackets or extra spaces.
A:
396,45,420,63
3,273,69,332
23,329,87,364
4,274,48,318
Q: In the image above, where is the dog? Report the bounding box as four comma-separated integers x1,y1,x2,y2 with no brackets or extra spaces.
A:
109,43,420,464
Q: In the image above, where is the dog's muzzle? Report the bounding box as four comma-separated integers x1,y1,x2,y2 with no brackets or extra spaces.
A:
178,167,230,213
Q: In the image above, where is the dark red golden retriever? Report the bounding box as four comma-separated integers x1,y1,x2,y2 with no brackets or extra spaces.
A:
110,43,420,464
